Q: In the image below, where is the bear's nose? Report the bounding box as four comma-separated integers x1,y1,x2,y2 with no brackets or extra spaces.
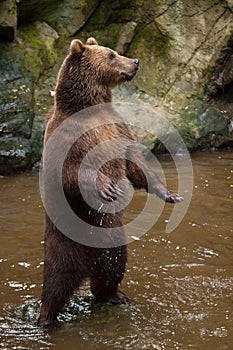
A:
134,59,139,66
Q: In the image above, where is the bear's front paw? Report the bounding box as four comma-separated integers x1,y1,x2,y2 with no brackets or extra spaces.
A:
96,172,123,202
165,191,183,203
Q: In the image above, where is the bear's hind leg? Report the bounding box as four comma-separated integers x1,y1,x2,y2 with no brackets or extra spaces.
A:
90,246,130,305
91,280,130,304
38,269,83,328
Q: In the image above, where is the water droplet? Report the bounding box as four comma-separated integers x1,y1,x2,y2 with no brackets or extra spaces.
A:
131,235,140,241
18,262,31,268
98,203,104,212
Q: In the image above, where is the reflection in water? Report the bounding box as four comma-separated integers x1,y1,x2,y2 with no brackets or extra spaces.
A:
0,151,233,349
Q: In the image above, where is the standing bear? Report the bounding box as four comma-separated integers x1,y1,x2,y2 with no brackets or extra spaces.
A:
38,37,182,327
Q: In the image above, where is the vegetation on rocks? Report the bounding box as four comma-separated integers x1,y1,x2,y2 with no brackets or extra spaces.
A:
0,0,233,174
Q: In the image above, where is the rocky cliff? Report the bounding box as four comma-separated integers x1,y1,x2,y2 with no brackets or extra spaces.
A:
0,0,233,174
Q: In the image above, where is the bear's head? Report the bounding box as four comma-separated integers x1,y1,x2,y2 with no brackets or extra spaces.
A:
68,37,139,87
55,38,140,114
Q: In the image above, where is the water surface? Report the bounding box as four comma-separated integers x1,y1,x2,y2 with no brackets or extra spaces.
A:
0,151,233,349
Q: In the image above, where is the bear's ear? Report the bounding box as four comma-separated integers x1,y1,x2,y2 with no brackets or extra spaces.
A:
70,39,86,55
86,37,98,45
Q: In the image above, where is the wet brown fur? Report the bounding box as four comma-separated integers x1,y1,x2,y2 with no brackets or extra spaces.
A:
39,38,176,327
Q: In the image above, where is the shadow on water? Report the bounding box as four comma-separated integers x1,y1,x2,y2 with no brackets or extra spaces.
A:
0,151,233,349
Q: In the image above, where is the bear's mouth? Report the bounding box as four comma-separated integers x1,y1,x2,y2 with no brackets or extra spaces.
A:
120,70,137,81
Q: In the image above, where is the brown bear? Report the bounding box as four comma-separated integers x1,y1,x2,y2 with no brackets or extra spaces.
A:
38,37,182,327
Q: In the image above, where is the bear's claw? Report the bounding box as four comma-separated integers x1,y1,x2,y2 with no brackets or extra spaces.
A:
97,172,124,202
100,291,130,304
99,183,123,202
165,192,183,203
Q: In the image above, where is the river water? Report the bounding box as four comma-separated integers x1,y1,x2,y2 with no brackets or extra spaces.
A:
0,150,233,350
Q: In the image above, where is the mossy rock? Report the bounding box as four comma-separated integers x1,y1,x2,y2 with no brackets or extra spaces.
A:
127,21,170,96
30,114,45,164
19,21,59,80
0,21,58,174
0,0,17,40
18,0,99,37
0,110,33,138
0,136,32,174
178,104,232,151
80,23,124,49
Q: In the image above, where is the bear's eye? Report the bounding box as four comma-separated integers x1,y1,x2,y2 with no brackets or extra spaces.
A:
109,53,115,60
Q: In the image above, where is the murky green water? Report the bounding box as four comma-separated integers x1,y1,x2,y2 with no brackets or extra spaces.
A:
0,151,233,349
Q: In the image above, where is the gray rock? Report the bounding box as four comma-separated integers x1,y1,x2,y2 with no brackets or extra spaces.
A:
0,0,233,175
18,0,99,36
116,21,137,54
178,104,232,151
0,21,58,174
0,0,17,40
0,136,31,175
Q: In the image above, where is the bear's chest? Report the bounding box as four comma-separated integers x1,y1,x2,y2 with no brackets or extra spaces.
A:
84,124,127,181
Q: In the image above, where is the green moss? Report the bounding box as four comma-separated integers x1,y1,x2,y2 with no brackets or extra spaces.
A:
84,1,112,31
22,49,42,81
0,21,59,174
81,23,123,49
126,22,171,96
11,0,18,16
171,103,231,151
19,22,58,80
137,24,170,55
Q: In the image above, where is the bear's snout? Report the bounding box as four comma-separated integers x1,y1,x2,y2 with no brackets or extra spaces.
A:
119,57,139,82
134,59,139,69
